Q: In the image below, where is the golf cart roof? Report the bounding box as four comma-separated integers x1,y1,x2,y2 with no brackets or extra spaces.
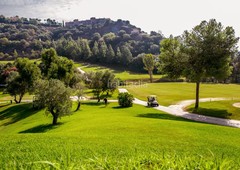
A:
148,95,157,98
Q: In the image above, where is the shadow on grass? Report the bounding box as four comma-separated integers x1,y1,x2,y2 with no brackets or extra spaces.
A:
112,106,131,109
189,108,232,119
82,102,105,106
0,103,11,108
0,103,39,126
19,123,63,133
137,113,193,122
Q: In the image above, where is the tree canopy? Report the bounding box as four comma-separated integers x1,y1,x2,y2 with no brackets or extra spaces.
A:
143,54,156,83
159,19,239,108
34,79,72,125
40,48,75,86
6,58,41,103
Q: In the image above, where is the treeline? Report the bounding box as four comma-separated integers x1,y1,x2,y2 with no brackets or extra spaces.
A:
0,22,52,59
0,15,162,72
0,15,62,27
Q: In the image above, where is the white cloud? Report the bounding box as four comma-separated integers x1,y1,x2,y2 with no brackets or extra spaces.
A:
0,0,44,6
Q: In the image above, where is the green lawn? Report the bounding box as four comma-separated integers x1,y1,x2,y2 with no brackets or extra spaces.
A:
0,59,41,64
0,92,34,102
84,89,119,100
0,102,240,169
126,82,240,106
0,60,14,64
187,100,240,120
76,63,162,81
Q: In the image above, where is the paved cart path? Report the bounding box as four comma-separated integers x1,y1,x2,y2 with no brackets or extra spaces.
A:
118,88,240,128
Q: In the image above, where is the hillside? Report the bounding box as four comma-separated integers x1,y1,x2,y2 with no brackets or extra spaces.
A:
0,15,163,72
63,17,143,39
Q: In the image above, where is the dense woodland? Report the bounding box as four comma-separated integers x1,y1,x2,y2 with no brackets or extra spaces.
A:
0,15,163,72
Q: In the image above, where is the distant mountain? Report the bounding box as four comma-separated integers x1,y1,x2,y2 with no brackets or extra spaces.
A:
63,17,143,39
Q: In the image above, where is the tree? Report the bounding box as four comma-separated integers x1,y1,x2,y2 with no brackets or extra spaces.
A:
106,44,115,63
41,48,58,77
40,48,75,85
34,79,72,125
92,32,101,42
78,38,92,60
101,70,117,94
183,19,238,109
103,32,116,43
91,71,103,102
120,45,133,66
143,54,156,83
160,19,239,109
6,58,41,103
99,39,107,61
115,47,122,64
89,70,117,102
92,41,99,61
129,53,145,72
73,82,85,111
159,36,186,79
13,49,18,58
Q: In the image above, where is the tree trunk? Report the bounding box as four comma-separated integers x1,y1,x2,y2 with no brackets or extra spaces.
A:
75,101,81,111
14,94,23,104
50,108,58,125
52,114,58,125
149,70,153,83
195,82,200,109
14,95,20,103
18,94,23,103
14,95,18,103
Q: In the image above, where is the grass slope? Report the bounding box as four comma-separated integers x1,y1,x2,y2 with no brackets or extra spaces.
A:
77,63,161,81
0,102,240,169
127,82,240,106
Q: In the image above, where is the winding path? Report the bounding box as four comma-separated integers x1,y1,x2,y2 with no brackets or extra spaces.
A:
77,67,86,74
118,88,240,128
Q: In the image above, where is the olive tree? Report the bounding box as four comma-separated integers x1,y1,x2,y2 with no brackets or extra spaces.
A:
88,70,117,102
34,79,72,125
73,82,85,111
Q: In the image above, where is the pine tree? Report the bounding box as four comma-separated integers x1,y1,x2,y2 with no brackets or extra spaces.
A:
115,47,122,64
92,41,99,61
99,39,107,62
106,44,115,63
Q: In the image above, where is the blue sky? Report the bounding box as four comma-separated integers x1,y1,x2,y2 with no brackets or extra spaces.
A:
0,0,239,47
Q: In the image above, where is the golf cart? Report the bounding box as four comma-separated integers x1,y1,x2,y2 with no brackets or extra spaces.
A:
147,95,159,107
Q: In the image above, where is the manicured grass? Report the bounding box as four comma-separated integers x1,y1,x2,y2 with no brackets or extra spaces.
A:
76,63,161,81
84,89,119,100
0,59,41,64
186,100,240,120
0,92,34,102
0,102,240,169
0,60,14,64
126,82,240,106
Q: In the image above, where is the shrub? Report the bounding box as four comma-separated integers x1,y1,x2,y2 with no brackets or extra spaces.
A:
118,92,134,107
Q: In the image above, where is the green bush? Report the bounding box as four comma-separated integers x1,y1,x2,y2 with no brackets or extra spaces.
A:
118,92,134,107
